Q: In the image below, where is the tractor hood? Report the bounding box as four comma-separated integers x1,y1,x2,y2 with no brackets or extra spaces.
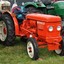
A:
26,13,61,22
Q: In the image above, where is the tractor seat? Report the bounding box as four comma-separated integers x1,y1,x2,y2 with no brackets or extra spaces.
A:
42,0,51,5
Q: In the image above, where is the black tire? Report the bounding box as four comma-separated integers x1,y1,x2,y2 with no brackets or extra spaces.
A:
54,40,64,56
27,38,39,60
0,14,15,46
26,6,43,13
61,26,64,37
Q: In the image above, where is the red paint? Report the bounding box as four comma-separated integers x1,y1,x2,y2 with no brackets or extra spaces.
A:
3,27,7,34
3,11,62,51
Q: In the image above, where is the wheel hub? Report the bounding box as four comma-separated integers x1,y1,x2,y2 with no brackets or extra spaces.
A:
28,47,32,52
3,27,7,35
27,41,34,58
0,21,7,41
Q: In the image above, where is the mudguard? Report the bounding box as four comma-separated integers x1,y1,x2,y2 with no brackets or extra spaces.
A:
24,2,45,8
53,1,64,16
3,11,20,35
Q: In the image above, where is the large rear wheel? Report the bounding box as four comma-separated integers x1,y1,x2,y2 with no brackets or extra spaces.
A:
0,14,15,46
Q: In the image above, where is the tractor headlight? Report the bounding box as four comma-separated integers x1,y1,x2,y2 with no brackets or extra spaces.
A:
48,26,53,32
57,26,61,31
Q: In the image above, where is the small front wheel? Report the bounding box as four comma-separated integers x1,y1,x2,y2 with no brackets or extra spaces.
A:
54,40,64,56
27,38,39,60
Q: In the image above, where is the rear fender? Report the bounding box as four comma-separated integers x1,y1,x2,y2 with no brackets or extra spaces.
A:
3,11,20,35
24,2,45,8
53,1,64,16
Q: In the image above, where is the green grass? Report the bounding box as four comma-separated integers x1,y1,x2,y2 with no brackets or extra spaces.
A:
0,38,64,64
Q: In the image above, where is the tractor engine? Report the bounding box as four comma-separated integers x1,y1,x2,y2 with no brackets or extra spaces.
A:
25,13,62,50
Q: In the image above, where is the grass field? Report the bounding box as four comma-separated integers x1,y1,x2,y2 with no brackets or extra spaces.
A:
0,38,64,64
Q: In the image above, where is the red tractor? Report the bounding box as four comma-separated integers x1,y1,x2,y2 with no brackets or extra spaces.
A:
0,7,64,60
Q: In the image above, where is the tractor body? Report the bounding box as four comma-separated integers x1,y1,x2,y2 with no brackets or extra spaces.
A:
20,13,62,50
0,10,64,60
3,10,62,51
0,0,64,60
20,14,62,50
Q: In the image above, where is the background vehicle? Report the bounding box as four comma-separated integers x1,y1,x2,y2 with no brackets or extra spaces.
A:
23,0,46,13
23,0,64,22
0,0,11,11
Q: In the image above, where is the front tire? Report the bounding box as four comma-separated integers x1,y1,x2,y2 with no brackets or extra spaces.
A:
27,38,39,60
0,14,15,46
54,40,64,56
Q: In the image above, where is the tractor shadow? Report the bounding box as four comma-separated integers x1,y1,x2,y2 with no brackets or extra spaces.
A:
15,37,27,46
0,37,27,50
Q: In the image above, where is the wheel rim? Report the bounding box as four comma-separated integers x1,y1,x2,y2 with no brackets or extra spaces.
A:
0,21,7,41
27,41,34,58
55,49,62,54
